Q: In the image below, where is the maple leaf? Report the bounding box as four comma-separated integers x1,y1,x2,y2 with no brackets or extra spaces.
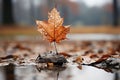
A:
36,8,70,43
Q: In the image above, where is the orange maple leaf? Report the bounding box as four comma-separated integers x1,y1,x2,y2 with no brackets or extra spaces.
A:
36,8,70,43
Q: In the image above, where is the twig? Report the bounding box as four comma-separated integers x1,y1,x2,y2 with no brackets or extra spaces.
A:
54,42,58,55
53,0,57,8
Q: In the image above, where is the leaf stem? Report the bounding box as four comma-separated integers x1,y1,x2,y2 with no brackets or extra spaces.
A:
53,0,57,8
53,0,58,55
53,41,58,55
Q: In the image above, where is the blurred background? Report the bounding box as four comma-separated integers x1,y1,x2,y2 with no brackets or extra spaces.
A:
0,0,120,37
0,0,120,26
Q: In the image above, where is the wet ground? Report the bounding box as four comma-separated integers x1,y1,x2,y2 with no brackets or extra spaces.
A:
0,65,116,80
0,34,120,80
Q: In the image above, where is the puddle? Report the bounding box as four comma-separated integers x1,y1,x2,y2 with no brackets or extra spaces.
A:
0,65,116,80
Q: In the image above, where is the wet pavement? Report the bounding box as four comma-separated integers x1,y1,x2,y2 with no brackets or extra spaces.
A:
0,65,116,80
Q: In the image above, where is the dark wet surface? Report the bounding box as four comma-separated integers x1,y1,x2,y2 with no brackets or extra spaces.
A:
0,64,118,80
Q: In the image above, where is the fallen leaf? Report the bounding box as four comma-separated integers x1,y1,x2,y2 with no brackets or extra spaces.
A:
36,8,70,43
77,65,82,70
75,56,83,64
59,52,71,57
47,63,54,68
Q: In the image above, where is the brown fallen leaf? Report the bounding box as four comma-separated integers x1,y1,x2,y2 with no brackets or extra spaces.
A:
47,63,54,67
13,44,31,51
75,56,83,64
94,48,116,63
59,52,71,57
0,55,19,60
36,8,70,43
77,65,82,70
